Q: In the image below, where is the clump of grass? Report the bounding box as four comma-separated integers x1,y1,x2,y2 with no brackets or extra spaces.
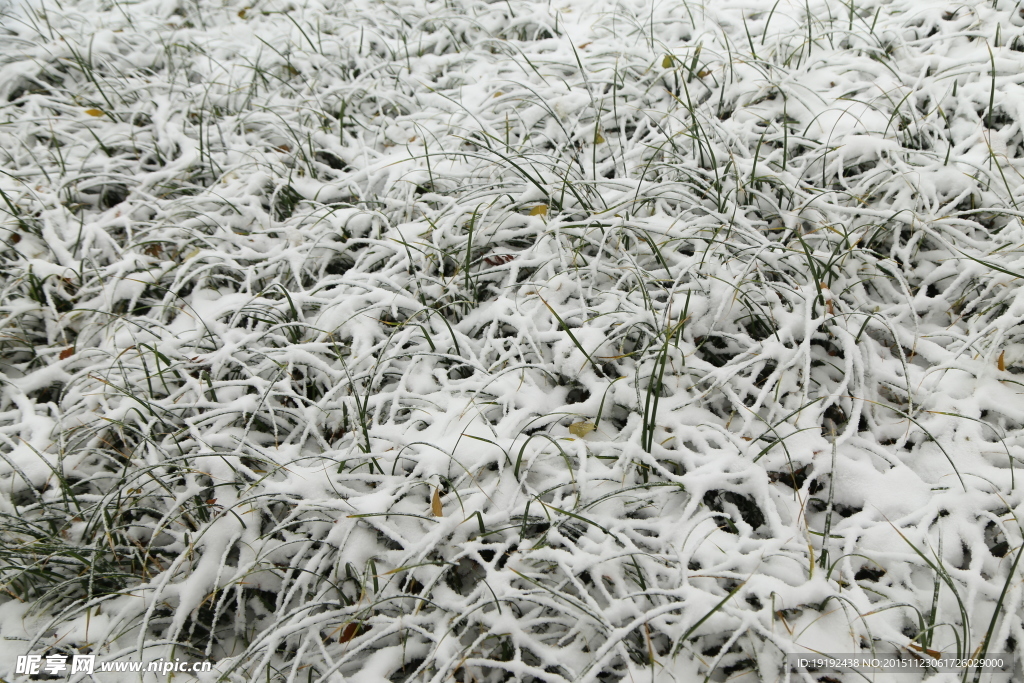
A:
1,0,1024,681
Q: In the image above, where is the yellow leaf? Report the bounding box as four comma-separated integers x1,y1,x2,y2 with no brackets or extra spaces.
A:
662,55,674,68
907,642,942,659
529,205,548,216
238,9,246,18
84,108,104,117
493,91,503,97
594,131,605,144
568,422,595,438
998,350,1006,371
697,69,710,78
431,487,443,517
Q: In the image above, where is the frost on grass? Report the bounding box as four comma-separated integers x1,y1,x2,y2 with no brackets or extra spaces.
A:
1,0,1024,680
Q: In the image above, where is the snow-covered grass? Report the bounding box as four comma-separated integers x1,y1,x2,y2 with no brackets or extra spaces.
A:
2,0,1024,680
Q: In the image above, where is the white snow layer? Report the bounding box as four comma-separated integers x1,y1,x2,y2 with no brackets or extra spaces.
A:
1,0,1024,681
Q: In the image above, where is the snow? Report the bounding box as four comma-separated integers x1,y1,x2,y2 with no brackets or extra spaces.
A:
1,0,1024,680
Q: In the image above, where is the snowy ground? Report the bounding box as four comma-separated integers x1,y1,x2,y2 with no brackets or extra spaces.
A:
1,0,1024,681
